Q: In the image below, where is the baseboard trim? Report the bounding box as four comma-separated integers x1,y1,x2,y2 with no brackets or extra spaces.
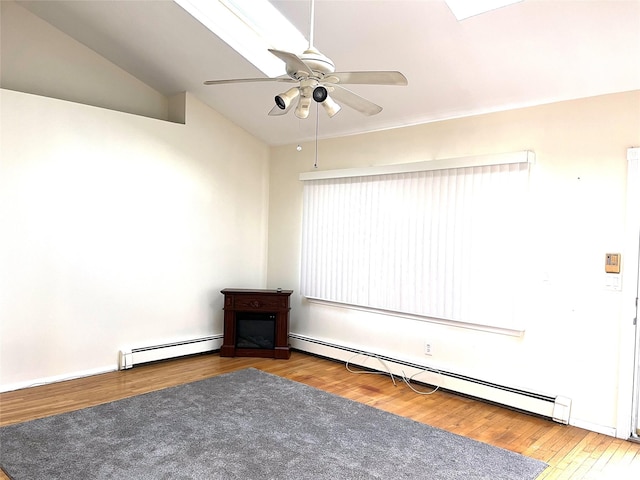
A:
0,365,116,393
569,418,617,438
119,334,224,369
290,333,567,423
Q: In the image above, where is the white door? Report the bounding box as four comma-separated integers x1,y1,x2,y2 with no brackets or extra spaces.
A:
632,247,640,439
627,152,640,440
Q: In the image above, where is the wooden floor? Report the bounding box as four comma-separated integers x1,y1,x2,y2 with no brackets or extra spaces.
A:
1,351,639,479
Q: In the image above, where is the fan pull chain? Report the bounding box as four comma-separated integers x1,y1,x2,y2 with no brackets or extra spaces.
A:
314,103,319,169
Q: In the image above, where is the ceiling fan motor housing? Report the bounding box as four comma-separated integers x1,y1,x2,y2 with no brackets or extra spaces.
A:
300,47,336,75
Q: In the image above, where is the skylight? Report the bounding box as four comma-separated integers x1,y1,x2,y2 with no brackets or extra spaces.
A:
174,0,308,77
445,0,523,21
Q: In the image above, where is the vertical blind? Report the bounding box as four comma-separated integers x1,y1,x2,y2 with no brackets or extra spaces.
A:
300,157,531,329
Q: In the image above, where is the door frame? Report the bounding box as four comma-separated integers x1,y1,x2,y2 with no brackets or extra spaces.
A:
629,233,640,440
616,152,640,439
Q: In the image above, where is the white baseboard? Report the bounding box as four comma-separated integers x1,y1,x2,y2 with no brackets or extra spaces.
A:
0,365,116,393
569,418,618,438
119,334,223,370
289,333,566,422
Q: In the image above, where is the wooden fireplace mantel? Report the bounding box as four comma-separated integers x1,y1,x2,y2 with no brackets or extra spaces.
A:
220,288,292,359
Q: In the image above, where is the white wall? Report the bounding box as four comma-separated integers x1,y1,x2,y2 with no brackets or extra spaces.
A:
267,91,640,435
0,0,169,121
0,0,270,391
0,89,269,391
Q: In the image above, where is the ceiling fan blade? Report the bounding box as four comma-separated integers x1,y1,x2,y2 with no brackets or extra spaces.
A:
326,71,408,86
329,85,383,116
268,104,289,116
268,49,313,78
204,77,296,85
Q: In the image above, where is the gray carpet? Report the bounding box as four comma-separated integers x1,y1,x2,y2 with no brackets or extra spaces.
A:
0,367,547,479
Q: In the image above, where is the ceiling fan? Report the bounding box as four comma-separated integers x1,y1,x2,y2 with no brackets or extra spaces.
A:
203,0,408,119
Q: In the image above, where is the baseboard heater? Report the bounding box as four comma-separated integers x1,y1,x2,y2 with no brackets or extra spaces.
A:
119,334,223,370
289,333,571,424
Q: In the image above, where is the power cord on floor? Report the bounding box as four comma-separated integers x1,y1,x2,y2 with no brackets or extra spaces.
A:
400,369,440,395
345,352,441,395
346,352,398,386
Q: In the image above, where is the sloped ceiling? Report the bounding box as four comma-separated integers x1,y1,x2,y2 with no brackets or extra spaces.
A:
14,0,640,146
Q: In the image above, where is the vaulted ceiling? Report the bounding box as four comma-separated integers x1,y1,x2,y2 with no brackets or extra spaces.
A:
15,0,640,146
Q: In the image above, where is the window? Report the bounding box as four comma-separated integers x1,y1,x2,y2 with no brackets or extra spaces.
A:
174,0,307,77
300,152,533,331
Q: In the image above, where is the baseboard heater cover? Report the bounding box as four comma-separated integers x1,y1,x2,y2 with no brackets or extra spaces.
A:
289,333,571,424
119,334,223,370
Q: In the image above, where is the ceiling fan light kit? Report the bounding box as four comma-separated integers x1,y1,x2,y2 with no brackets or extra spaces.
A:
203,0,407,121
320,94,341,118
312,85,328,103
275,87,300,111
295,95,312,119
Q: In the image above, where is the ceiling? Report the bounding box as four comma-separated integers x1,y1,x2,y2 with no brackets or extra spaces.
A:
16,0,640,146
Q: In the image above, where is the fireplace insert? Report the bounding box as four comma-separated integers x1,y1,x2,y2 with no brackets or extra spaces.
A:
236,312,276,349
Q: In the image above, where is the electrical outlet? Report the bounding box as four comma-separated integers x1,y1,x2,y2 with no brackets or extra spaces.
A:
424,341,434,356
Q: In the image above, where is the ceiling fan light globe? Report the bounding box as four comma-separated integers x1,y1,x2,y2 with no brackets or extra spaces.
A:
274,87,300,110
313,86,328,103
322,96,341,117
295,96,311,119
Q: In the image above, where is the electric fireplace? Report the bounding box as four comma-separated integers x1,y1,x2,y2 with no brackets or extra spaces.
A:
220,288,292,359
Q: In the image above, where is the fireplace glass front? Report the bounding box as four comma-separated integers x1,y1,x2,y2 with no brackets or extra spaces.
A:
235,312,276,349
